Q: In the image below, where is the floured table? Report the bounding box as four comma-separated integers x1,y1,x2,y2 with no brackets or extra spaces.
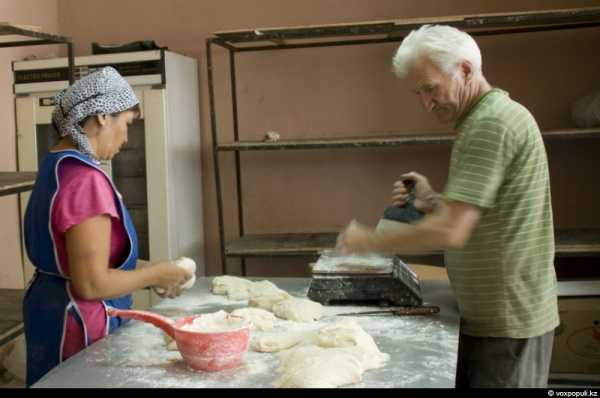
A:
33,277,459,388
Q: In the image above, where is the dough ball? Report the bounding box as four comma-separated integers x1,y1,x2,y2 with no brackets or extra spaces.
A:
318,319,389,369
273,319,390,387
175,257,196,290
231,307,277,331
251,330,318,353
163,332,178,351
271,297,323,322
248,291,290,311
154,257,197,295
211,276,254,300
248,280,287,298
276,345,364,388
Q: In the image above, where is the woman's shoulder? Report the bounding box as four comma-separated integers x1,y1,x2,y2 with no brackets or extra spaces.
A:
57,156,112,192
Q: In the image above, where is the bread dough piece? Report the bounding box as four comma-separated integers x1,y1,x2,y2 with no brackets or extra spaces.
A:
164,332,178,351
211,276,254,300
317,319,389,369
248,280,287,298
271,297,323,322
274,319,389,388
231,307,277,331
176,257,197,290
251,330,318,353
154,256,197,295
276,345,364,388
248,291,291,311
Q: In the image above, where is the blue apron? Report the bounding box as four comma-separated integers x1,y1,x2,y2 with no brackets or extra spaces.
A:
23,150,138,386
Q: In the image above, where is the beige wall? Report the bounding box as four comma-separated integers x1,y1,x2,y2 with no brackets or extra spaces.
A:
1,1,599,282
0,0,60,288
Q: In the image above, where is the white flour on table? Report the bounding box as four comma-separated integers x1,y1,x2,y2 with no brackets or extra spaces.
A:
81,285,456,388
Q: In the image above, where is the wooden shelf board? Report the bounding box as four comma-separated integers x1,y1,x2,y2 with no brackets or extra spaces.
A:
555,229,600,256
225,229,600,257
225,232,338,256
213,7,600,46
0,23,70,46
217,128,600,151
0,172,37,197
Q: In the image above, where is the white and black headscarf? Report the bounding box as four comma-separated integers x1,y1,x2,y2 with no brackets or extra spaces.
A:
52,66,139,161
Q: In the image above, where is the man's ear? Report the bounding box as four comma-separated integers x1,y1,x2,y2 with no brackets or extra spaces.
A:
460,60,474,82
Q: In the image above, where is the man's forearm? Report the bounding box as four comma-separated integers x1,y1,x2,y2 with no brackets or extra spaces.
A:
371,199,457,255
371,219,451,256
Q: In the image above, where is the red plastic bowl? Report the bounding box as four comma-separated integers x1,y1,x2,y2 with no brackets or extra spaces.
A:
107,308,251,372
173,315,251,372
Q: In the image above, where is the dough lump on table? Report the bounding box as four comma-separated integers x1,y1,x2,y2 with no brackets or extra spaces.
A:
248,280,288,298
164,333,178,351
248,291,291,311
271,297,323,322
317,319,389,369
276,345,364,388
211,276,290,303
211,275,254,300
275,319,389,388
251,329,318,353
231,307,277,331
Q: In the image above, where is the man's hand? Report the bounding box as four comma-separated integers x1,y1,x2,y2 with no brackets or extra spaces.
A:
392,171,437,213
335,220,377,255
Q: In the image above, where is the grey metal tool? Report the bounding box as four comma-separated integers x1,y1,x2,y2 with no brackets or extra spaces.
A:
336,305,440,317
381,179,425,224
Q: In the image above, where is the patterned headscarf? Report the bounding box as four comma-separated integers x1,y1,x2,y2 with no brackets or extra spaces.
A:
52,66,139,161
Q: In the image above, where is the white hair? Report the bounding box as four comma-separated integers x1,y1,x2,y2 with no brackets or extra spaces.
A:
392,25,482,78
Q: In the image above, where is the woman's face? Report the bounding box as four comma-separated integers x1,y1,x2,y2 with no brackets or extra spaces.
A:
94,110,137,160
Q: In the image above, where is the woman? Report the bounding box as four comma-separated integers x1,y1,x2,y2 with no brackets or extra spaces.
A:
22,67,192,386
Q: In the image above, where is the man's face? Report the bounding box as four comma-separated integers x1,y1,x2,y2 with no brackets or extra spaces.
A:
408,58,464,124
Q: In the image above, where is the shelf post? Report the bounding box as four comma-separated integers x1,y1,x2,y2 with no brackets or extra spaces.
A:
206,38,228,275
229,49,247,276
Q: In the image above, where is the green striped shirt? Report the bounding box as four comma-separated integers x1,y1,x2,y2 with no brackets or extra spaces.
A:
441,88,559,338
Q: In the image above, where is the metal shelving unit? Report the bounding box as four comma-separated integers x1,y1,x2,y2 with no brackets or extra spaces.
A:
206,6,600,275
0,171,37,197
0,23,74,83
1,23,75,196
0,23,74,360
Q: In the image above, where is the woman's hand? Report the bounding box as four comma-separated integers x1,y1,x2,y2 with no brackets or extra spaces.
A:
67,215,194,300
151,262,193,299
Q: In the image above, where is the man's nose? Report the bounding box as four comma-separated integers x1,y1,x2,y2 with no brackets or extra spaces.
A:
418,92,435,112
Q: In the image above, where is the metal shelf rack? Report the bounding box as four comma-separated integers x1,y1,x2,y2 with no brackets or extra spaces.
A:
206,6,600,275
0,23,74,357
1,23,75,196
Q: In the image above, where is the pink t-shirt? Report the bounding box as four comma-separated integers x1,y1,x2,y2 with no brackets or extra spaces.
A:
51,157,129,360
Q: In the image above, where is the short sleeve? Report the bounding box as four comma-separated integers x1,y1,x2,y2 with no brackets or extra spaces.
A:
442,118,513,209
52,159,120,234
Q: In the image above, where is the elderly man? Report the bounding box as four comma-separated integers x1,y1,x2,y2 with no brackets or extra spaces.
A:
336,25,559,388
